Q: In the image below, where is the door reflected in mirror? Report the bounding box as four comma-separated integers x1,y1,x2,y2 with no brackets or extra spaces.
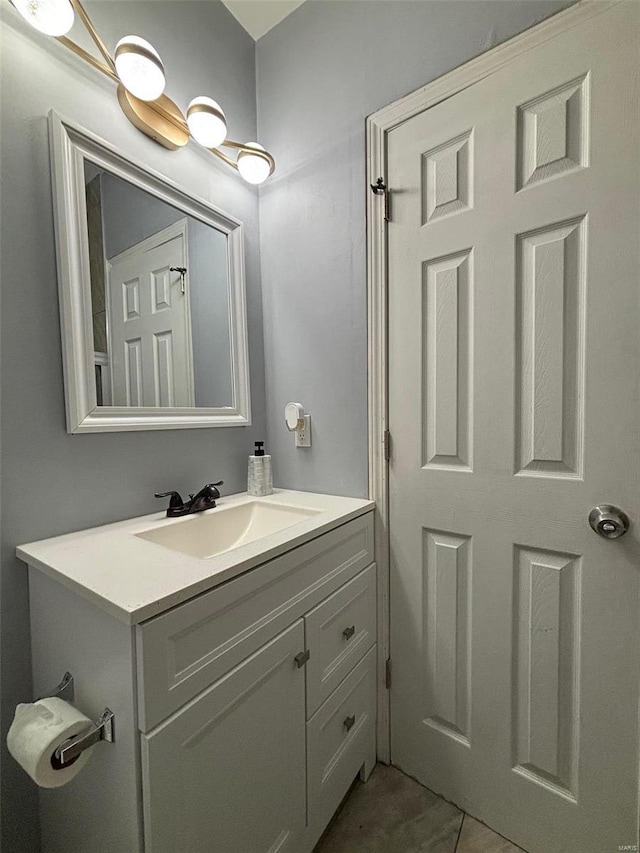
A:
84,163,233,409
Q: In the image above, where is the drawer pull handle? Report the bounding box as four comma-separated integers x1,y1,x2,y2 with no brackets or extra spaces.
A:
343,715,356,732
294,650,310,668
343,625,355,640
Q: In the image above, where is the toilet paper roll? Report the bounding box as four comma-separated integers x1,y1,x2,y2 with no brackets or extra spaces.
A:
7,696,95,788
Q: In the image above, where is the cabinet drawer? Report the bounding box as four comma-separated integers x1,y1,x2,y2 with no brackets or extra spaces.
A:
136,512,373,731
305,563,376,716
307,646,376,834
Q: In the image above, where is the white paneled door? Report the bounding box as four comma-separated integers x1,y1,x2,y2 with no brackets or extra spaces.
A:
107,221,194,407
388,4,639,852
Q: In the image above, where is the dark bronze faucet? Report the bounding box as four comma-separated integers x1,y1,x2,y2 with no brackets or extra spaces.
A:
155,482,223,518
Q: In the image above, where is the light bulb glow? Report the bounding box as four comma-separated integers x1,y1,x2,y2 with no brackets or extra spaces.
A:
237,143,273,185
11,0,74,36
115,36,165,102
187,97,227,148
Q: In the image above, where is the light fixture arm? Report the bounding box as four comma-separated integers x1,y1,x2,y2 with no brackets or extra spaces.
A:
56,34,118,83
10,0,275,180
69,0,116,73
208,147,238,170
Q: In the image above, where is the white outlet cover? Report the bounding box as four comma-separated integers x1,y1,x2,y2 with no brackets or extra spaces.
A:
295,415,311,447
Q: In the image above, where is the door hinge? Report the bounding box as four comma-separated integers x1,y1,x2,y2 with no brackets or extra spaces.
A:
170,266,187,294
383,429,391,462
370,177,390,222
385,658,392,690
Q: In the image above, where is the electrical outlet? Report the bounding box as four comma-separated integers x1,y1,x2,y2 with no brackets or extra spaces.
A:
295,415,311,447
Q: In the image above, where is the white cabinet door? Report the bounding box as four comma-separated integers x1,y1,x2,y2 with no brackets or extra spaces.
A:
142,620,307,853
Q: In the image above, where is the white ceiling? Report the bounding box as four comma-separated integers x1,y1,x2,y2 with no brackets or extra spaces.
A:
221,0,306,40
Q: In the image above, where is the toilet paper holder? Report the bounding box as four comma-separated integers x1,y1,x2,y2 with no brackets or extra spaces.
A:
37,671,75,704
39,671,115,768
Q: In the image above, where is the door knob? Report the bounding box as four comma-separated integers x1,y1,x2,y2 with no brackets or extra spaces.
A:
588,505,630,539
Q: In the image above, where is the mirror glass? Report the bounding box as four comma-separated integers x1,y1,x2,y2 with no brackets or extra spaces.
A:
84,163,233,409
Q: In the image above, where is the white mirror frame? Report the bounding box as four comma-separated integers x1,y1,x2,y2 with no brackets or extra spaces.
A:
49,111,251,433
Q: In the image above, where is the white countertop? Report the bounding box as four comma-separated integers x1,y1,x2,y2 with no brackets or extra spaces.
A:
17,490,374,625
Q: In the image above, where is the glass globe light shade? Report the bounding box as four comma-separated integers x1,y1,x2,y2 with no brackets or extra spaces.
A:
237,144,272,185
115,36,165,102
187,97,227,149
11,0,74,36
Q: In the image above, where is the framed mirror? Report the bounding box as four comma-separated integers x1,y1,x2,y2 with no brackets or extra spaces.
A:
49,112,251,433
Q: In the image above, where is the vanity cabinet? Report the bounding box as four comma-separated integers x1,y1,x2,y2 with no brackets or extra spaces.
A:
25,507,376,853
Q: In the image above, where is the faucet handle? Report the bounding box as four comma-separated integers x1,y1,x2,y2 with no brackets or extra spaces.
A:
204,481,224,499
155,490,184,511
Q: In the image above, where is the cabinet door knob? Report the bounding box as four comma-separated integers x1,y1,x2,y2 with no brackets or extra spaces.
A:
343,714,356,732
343,625,355,640
294,650,310,668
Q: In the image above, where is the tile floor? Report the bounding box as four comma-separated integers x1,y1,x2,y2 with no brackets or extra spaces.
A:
315,765,525,853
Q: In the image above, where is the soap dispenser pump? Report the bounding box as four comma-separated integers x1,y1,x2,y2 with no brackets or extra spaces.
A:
247,441,273,497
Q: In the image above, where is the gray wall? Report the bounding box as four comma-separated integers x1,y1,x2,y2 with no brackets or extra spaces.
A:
0,3,262,850
99,171,233,407
256,0,572,498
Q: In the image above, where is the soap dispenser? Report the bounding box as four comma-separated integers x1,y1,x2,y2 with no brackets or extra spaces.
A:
247,441,273,497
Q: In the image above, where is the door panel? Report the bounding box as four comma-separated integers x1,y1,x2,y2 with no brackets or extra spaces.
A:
515,217,585,477
388,4,639,852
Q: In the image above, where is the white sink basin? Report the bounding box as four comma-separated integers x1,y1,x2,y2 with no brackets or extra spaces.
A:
136,499,322,559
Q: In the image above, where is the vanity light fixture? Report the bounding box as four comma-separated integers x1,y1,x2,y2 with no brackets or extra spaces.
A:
8,0,275,183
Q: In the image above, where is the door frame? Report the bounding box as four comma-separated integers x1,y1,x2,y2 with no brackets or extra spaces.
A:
365,0,621,764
